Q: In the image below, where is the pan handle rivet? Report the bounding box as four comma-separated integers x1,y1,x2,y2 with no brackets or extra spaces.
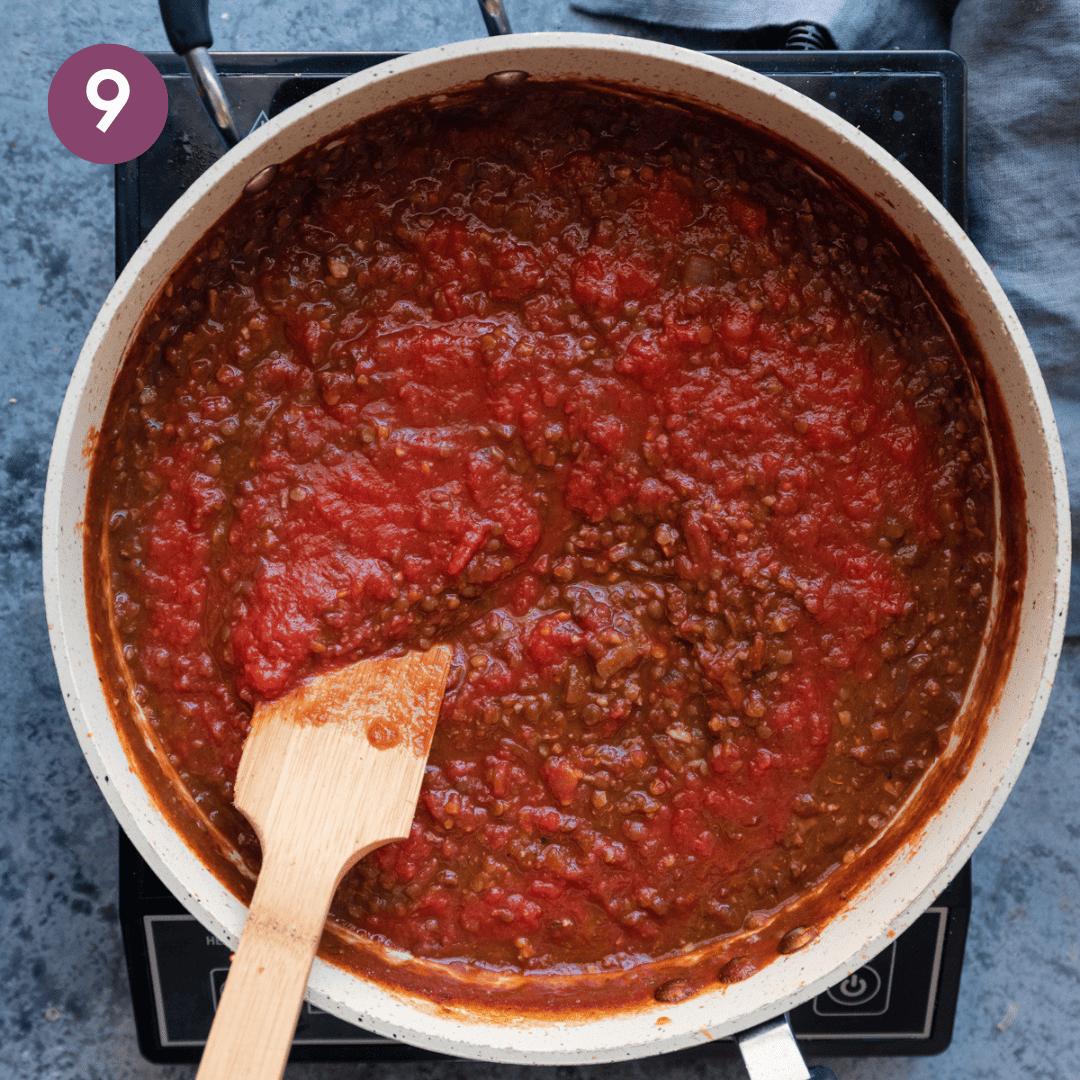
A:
244,164,278,194
485,70,530,87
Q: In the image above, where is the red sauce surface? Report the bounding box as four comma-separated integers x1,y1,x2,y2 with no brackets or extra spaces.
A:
91,83,995,991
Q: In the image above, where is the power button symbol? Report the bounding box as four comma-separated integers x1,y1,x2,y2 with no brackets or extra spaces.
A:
826,966,882,1007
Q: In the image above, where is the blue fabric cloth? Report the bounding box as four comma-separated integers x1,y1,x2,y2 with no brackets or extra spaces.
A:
574,0,1080,629
573,0,955,48
950,0,1080,630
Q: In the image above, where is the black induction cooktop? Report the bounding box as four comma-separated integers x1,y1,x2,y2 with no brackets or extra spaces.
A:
115,46,970,1065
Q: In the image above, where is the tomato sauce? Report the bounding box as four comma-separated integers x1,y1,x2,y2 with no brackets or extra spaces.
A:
89,82,996,994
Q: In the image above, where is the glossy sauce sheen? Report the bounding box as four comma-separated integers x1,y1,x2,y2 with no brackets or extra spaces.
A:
91,83,995,994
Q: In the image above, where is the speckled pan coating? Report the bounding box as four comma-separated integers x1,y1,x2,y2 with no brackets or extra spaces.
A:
43,33,1068,1064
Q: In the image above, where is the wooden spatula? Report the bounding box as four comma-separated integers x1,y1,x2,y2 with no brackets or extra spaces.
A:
195,647,452,1080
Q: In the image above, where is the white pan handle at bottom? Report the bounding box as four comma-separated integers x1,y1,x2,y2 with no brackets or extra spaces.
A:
735,1013,838,1080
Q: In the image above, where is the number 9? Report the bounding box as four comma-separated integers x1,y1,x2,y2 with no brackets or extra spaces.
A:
86,68,131,133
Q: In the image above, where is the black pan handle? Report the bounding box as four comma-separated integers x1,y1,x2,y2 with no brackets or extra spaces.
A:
809,1068,839,1079
159,0,214,55
478,0,513,35
158,0,241,149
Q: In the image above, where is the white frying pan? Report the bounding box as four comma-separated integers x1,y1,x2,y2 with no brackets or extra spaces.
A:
43,30,1068,1069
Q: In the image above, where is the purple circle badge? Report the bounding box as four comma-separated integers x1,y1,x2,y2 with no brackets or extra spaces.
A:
49,45,168,165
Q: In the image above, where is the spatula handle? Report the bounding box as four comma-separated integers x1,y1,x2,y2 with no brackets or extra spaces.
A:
195,842,344,1080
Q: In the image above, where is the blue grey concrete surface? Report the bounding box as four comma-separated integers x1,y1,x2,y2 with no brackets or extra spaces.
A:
2,1,1077,1077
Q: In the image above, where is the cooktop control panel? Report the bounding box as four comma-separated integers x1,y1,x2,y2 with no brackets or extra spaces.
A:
120,831,970,1063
